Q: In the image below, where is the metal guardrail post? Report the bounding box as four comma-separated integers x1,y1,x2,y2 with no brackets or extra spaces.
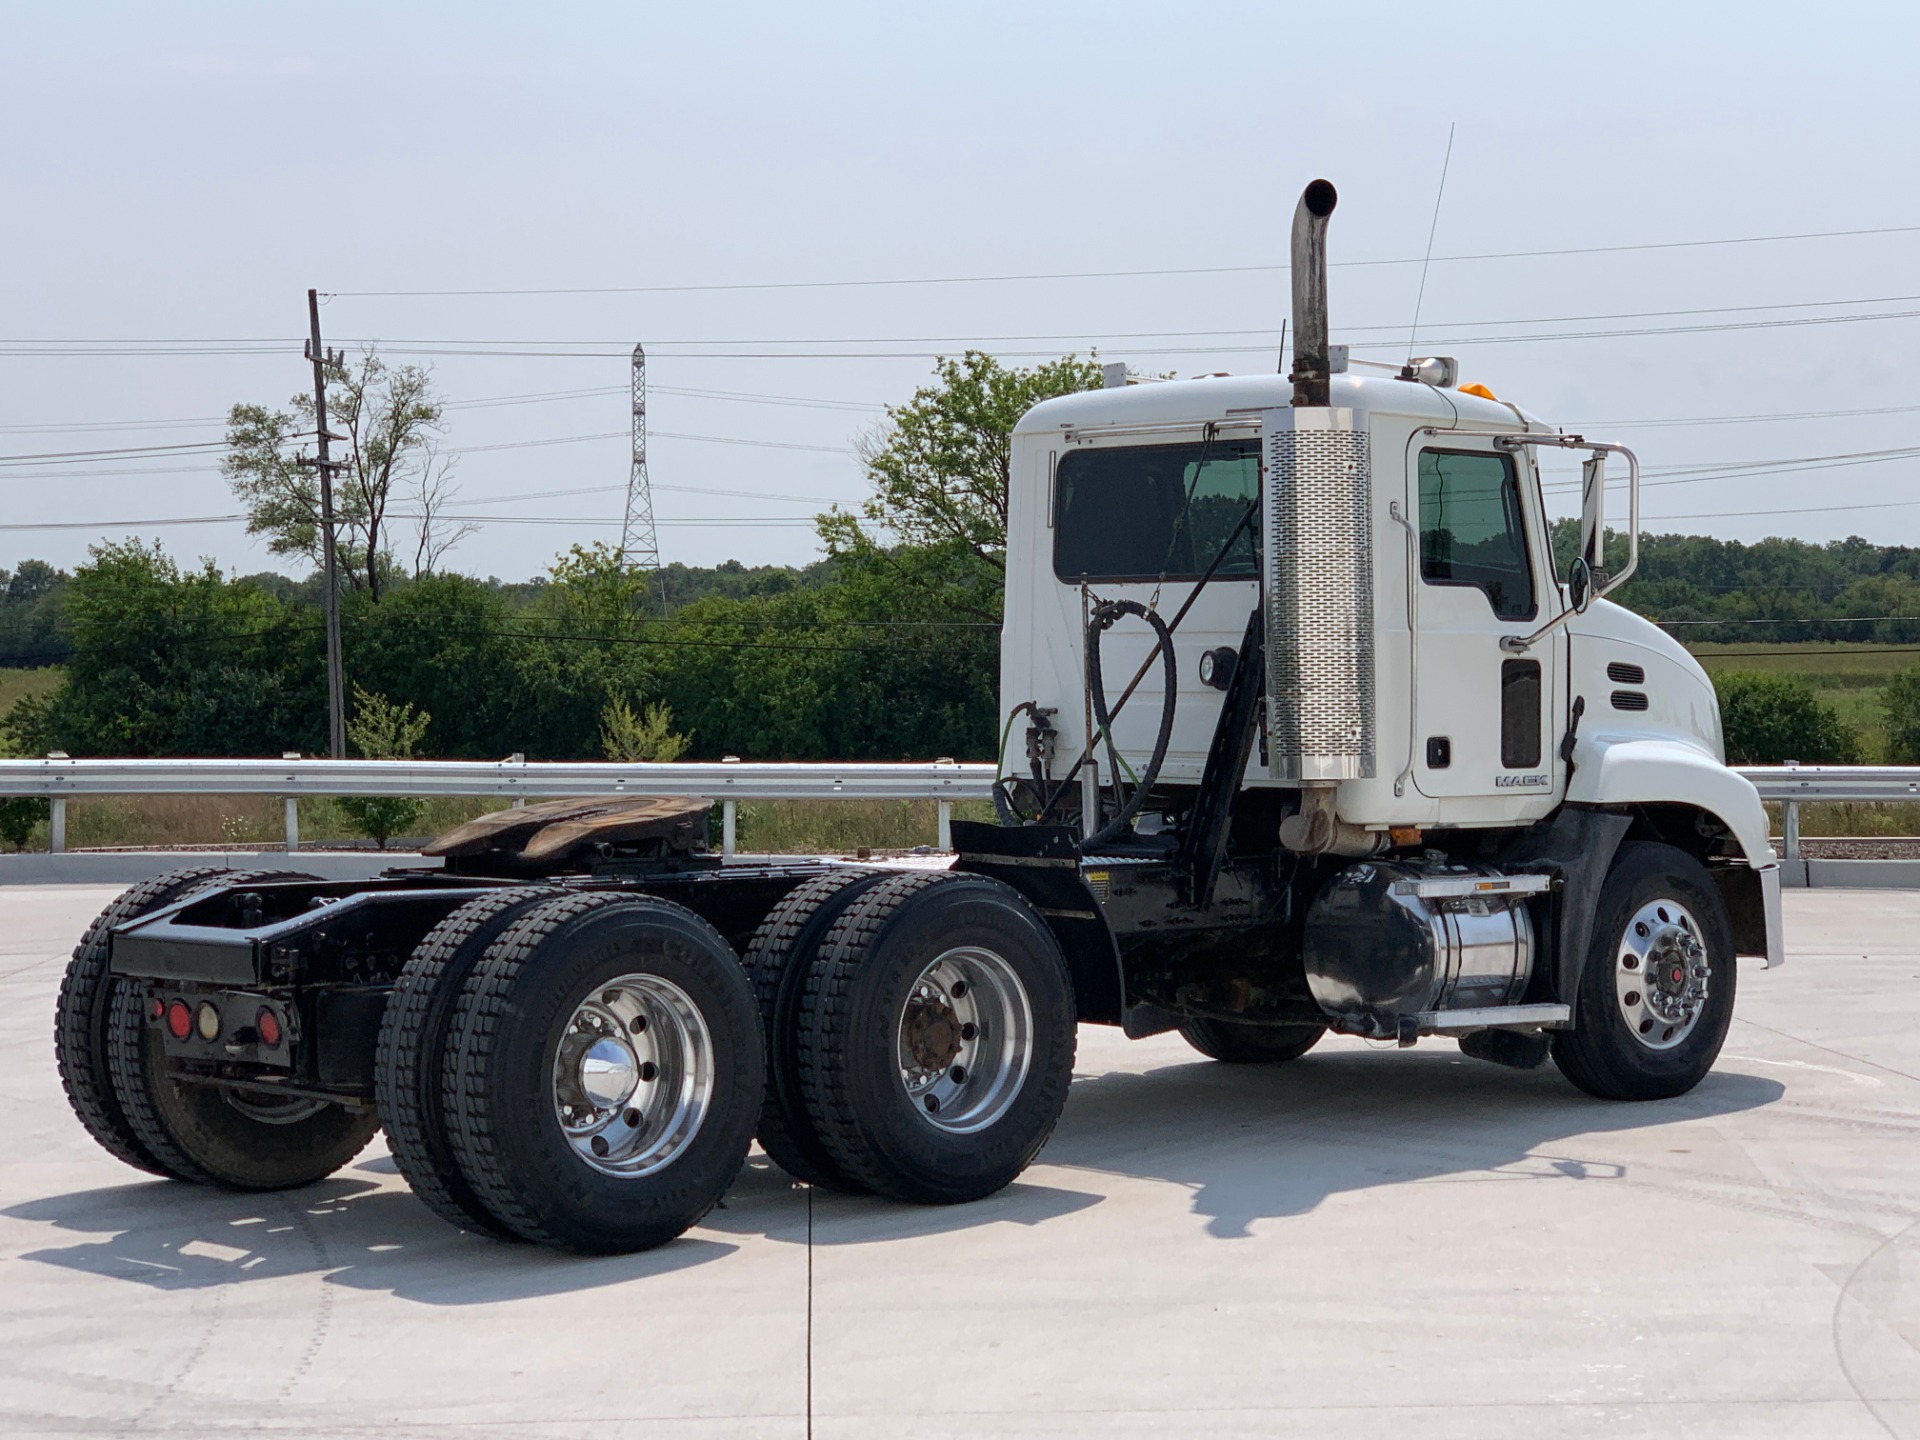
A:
1783,801,1800,862
937,801,952,851
49,798,65,854
721,755,740,859
283,798,300,854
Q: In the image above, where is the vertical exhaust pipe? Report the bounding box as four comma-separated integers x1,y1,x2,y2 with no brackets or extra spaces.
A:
1289,179,1339,407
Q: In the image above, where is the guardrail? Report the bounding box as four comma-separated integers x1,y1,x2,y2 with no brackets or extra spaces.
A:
1737,765,1920,861
0,756,998,858
0,758,1905,863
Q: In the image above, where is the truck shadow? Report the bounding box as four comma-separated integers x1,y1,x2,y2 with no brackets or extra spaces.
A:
4,1044,1786,1298
2,1178,737,1305
1036,1044,1789,1240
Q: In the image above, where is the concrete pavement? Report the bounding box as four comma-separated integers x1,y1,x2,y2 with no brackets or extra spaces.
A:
2,884,1916,1438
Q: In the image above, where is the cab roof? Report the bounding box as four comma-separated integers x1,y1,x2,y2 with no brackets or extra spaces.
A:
1013,371,1556,439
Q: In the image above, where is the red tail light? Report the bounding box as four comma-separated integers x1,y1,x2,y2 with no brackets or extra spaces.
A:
256,1007,282,1048
165,1000,191,1040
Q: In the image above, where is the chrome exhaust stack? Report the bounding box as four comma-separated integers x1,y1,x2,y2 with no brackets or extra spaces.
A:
1288,179,1339,407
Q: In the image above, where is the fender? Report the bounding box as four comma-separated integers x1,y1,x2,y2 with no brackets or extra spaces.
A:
1567,735,1774,867
1562,734,1785,971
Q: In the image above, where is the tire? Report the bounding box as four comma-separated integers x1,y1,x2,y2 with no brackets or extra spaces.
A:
55,866,234,1176
1552,842,1738,1102
374,887,558,1237
742,868,888,1190
439,893,764,1254
101,868,379,1190
794,871,1077,1205
1179,1017,1326,1064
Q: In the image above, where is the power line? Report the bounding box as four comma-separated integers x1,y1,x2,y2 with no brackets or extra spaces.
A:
320,221,1920,298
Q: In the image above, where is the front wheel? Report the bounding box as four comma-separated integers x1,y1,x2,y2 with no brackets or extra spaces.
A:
1552,842,1737,1101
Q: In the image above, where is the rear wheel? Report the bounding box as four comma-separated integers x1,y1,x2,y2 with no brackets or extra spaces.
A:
375,887,558,1237
55,867,234,1176
1179,1018,1325,1064
103,870,380,1190
742,868,887,1189
440,893,763,1253
1552,842,1737,1101
794,872,1076,1205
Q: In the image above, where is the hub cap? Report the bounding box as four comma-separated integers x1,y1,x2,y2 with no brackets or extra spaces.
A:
1614,898,1710,1051
896,946,1033,1135
551,974,715,1178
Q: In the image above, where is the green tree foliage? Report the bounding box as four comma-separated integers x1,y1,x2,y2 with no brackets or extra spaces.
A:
820,351,1103,621
1880,664,1920,763
0,728,46,850
223,349,466,600
338,685,431,848
1715,671,1861,764
0,560,71,667
600,698,691,762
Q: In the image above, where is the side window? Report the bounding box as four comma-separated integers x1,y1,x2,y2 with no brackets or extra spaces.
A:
1053,440,1261,582
1418,449,1536,620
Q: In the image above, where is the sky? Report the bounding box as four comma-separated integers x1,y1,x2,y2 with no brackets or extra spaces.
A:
3,0,1918,583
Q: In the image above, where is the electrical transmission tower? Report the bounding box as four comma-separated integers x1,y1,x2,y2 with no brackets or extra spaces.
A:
620,342,663,584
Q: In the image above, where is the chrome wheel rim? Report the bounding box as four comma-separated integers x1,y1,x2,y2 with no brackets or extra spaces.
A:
550,973,715,1178
896,946,1033,1135
1614,898,1710,1051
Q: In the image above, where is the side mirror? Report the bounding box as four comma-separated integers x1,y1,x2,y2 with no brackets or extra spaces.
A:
1567,556,1593,613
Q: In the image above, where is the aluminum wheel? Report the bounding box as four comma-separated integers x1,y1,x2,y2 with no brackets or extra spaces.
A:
895,946,1033,1135
550,973,716,1178
1614,897,1710,1052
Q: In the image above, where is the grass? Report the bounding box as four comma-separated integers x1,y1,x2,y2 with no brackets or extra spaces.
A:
0,791,997,855
0,666,62,726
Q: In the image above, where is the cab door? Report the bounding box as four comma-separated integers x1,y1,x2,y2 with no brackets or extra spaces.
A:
1407,438,1562,808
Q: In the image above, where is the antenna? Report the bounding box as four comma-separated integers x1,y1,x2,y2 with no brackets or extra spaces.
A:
1405,122,1457,366
620,342,665,601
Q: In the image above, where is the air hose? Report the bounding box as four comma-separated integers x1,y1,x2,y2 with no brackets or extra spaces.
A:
1084,599,1178,849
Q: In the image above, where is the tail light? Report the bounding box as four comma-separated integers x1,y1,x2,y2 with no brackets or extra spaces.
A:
165,1000,191,1040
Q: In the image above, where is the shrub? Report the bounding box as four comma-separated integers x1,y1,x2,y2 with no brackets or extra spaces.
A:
599,698,691,763
1715,671,1861,764
1883,664,1920,763
337,686,431,849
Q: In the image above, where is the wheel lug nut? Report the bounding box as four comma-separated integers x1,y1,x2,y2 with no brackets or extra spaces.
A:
950,1065,967,1083
959,1022,978,1041
637,1061,658,1082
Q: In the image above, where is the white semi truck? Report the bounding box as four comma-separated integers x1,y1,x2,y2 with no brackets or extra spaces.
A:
54,179,1782,1253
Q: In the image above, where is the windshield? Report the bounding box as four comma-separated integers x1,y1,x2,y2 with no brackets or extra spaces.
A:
1052,439,1260,584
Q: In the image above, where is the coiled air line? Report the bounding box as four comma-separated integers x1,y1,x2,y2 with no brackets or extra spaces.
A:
1083,598,1178,849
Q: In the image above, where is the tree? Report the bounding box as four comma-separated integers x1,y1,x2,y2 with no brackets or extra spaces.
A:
338,686,432,848
819,351,1103,620
223,349,468,599
600,698,691,762
1715,671,1861,764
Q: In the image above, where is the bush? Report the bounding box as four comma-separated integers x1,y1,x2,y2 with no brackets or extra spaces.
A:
599,698,691,762
1715,671,1861,764
337,686,431,849
1883,664,1920,763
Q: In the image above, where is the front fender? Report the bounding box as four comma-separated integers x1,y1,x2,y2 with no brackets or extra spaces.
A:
1567,735,1775,867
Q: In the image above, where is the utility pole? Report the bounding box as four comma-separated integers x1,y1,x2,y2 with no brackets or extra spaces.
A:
303,289,348,759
